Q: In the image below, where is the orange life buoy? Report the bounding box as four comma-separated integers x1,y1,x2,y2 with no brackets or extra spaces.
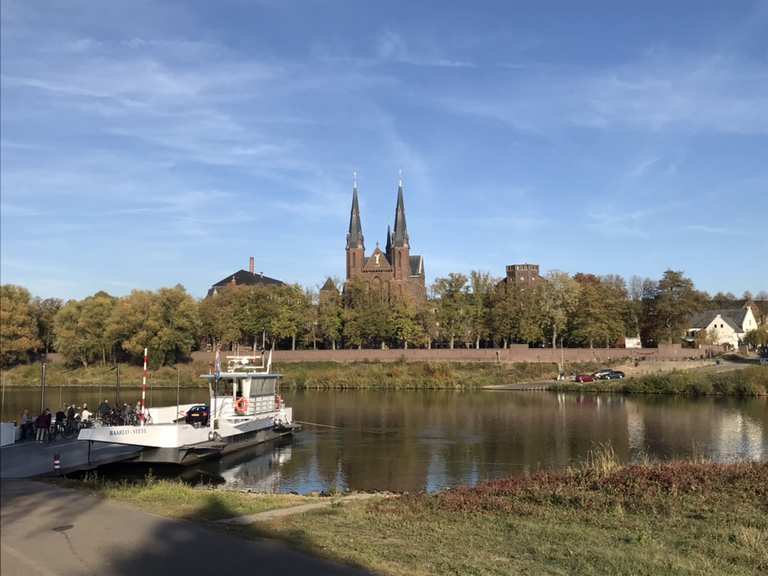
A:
235,396,248,414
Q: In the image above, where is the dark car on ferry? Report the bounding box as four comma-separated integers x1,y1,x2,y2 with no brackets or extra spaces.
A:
185,405,210,427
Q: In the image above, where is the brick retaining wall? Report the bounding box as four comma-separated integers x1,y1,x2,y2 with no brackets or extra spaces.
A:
190,344,721,365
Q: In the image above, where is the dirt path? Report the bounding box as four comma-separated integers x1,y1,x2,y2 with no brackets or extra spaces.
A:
216,493,384,526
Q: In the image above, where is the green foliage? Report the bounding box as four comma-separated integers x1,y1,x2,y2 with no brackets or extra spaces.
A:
0,284,41,366
54,291,116,367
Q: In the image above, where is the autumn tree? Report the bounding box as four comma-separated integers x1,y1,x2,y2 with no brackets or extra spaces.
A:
32,297,62,355
467,271,495,349
107,286,200,366
0,285,41,366
538,271,580,348
54,291,116,367
649,270,707,344
317,280,343,350
432,273,469,349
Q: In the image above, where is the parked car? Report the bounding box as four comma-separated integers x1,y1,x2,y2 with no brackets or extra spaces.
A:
575,374,595,383
592,369,614,380
185,404,210,427
604,370,625,380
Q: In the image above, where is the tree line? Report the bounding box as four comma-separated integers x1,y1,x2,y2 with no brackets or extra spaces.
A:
1,270,765,368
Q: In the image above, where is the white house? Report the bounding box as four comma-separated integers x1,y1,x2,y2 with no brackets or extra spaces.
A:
685,306,758,350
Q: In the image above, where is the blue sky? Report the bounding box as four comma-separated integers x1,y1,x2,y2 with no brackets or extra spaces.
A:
2,0,767,300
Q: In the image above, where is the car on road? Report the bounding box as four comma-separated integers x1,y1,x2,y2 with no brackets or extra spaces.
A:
575,374,595,383
593,369,625,380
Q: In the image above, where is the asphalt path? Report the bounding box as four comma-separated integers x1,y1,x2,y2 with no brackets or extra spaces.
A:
1,480,374,576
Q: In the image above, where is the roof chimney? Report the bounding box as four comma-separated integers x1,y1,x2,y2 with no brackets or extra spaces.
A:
249,256,255,274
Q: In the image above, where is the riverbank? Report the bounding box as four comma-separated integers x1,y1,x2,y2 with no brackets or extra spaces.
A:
1,359,608,389
548,366,768,397
58,457,768,575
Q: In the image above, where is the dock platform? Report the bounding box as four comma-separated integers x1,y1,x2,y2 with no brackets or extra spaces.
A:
0,438,141,479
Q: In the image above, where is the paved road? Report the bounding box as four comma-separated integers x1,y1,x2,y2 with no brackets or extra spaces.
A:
1,480,374,576
1,439,140,479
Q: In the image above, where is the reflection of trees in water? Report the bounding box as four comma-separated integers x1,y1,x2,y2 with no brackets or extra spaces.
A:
627,397,767,462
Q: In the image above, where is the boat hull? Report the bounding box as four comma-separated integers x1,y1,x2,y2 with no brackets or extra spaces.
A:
133,427,295,465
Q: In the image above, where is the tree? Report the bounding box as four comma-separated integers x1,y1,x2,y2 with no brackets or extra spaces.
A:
538,271,580,349
32,297,62,355
568,275,627,348
432,274,469,349
652,270,707,344
390,300,427,349
0,285,41,366
743,326,768,350
467,271,495,349
107,286,200,366
54,291,116,367
317,281,343,349
270,285,309,350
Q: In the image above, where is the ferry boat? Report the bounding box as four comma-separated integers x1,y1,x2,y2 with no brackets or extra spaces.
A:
77,351,297,465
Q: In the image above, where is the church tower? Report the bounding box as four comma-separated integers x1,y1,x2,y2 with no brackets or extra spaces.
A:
391,175,410,282
345,173,365,279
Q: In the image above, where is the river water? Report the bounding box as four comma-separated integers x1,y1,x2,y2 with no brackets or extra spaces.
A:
2,387,766,493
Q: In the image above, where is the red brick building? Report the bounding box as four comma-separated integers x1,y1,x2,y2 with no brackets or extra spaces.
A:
328,175,426,303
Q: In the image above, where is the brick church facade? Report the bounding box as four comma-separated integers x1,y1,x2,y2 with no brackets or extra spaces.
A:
328,176,426,303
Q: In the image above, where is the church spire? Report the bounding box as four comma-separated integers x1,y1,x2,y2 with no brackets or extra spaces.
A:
346,173,364,250
392,172,409,247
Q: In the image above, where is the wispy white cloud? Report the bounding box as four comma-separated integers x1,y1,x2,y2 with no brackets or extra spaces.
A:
686,224,750,236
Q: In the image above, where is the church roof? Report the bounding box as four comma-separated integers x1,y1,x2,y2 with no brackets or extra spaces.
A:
320,278,338,292
392,181,409,247
363,246,392,270
346,184,364,249
208,269,284,296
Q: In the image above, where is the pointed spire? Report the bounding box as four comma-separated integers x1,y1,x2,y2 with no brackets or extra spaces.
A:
346,174,364,250
385,224,392,258
392,173,409,247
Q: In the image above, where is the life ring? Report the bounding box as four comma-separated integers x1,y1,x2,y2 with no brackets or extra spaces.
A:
234,397,249,414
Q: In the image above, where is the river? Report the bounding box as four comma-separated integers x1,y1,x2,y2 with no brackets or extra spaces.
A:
2,387,766,493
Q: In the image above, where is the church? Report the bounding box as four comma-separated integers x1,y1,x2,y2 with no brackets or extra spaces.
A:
325,175,426,304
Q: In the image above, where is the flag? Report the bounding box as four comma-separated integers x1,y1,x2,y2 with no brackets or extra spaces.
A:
214,349,221,381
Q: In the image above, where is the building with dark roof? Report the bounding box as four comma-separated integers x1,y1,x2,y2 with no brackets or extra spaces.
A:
498,263,543,290
685,305,758,349
325,174,426,303
207,256,284,297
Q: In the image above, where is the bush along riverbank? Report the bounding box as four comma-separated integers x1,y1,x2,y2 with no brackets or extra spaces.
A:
548,366,768,397
1,359,613,389
67,454,768,576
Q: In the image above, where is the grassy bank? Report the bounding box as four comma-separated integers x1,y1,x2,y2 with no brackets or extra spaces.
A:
60,474,312,520
76,457,768,575
549,366,768,397
1,359,609,389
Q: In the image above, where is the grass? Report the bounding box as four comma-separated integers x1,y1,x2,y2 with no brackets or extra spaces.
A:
1,359,612,389
229,455,768,576
549,366,768,397
59,474,311,520
75,451,768,575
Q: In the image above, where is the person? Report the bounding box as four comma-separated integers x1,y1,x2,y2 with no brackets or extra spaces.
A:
55,406,67,434
67,403,76,425
36,409,51,443
98,399,110,419
20,409,33,441
80,403,92,423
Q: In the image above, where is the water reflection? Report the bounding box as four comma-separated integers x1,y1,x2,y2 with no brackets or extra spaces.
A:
187,390,766,493
3,387,765,493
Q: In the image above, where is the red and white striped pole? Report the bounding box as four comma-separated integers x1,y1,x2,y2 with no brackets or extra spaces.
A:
140,347,148,426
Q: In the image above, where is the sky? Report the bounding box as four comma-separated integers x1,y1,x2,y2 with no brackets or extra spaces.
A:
2,0,767,300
